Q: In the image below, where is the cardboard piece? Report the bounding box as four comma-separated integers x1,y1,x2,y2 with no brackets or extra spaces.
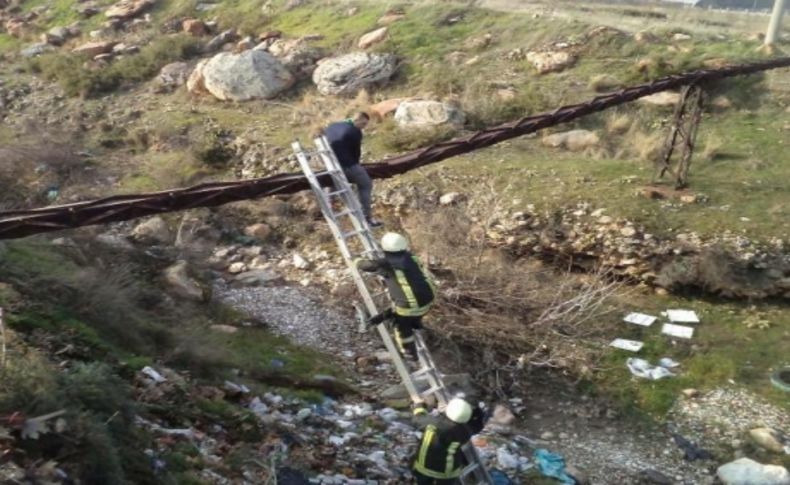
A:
624,312,657,327
665,309,700,324
662,323,694,339
610,338,644,352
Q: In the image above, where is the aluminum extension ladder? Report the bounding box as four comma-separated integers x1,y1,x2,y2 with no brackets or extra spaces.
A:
292,136,493,485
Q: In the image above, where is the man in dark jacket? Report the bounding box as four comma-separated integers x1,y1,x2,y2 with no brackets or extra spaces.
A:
324,112,381,227
357,232,436,361
412,398,486,484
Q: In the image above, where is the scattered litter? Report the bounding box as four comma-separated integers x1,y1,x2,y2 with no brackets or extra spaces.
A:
664,310,700,324
627,358,675,380
662,323,694,339
672,433,714,461
658,357,681,369
141,366,167,383
489,469,516,485
610,338,644,352
496,446,531,471
533,448,575,485
624,312,657,327
223,381,250,394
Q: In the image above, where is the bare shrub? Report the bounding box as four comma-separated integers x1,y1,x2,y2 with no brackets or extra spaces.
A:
605,112,633,136
407,185,622,381
0,138,84,209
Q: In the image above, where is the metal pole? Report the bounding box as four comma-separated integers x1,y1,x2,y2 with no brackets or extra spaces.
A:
766,0,787,45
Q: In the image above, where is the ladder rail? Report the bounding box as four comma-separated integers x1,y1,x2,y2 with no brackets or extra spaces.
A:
293,138,493,485
292,140,422,403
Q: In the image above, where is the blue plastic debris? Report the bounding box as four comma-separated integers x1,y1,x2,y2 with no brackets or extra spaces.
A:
534,448,576,484
489,468,515,485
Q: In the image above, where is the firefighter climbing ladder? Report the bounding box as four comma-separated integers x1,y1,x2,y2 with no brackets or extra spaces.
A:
293,136,493,485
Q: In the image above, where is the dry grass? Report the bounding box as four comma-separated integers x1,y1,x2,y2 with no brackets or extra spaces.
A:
0,138,84,209
700,133,725,161
406,185,622,382
605,112,634,136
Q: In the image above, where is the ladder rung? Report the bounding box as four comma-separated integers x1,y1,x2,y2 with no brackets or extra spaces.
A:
419,384,444,398
341,229,367,240
327,189,349,197
331,209,355,219
410,367,437,378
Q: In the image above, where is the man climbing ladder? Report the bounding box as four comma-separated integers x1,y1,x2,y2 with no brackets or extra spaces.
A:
292,136,494,484
357,232,437,362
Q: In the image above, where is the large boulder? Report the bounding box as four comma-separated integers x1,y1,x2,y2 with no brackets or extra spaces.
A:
266,37,324,78
200,50,294,101
186,58,210,95
526,50,575,74
312,52,397,96
394,100,465,128
542,129,600,151
717,458,789,485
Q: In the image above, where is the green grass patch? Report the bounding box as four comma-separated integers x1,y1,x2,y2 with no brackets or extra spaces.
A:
596,294,790,418
29,34,201,97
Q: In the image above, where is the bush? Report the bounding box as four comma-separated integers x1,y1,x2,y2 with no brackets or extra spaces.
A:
29,35,201,97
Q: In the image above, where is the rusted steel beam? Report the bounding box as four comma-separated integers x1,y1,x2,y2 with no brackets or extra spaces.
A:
1,57,789,240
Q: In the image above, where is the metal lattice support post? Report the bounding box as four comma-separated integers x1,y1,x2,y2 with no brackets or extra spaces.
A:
655,84,705,189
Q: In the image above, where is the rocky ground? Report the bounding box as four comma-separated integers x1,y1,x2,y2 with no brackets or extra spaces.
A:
206,246,759,485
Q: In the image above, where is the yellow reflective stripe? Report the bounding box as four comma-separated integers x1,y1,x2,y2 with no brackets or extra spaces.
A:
394,331,405,352
394,269,419,308
417,425,435,467
445,442,461,475
394,304,432,317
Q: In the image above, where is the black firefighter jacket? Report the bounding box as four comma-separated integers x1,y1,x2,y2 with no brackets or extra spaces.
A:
356,251,436,317
412,410,485,480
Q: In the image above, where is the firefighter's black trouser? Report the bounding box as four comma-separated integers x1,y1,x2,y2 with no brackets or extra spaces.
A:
393,314,422,360
413,471,459,485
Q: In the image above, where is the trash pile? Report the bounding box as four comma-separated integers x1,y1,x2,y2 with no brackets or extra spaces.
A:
609,309,701,380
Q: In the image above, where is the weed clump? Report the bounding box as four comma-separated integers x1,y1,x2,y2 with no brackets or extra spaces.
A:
29,35,200,97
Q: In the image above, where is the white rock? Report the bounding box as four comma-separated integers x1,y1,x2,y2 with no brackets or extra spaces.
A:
639,91,681,106
749,428,786,454
717,458,790,485
439,192,465,206
312,52,397,96
201,50,294,101
131,216,171,244
394,100,465,128
158,61,191,87
293,254,310,269
163,260,205,301
526,50,575,74
542,129,599,151
358,27,387,49
224,261,245,274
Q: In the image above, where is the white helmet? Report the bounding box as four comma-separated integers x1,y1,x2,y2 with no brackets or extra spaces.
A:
381,232,409,252
445,398,472,424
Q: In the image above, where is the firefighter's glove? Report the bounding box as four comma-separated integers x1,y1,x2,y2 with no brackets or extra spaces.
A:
367,308,394,326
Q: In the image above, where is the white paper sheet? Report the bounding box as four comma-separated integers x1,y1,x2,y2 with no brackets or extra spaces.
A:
610,338,644,352
665,309,700,324
662,323,694,339
624,312,657,327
